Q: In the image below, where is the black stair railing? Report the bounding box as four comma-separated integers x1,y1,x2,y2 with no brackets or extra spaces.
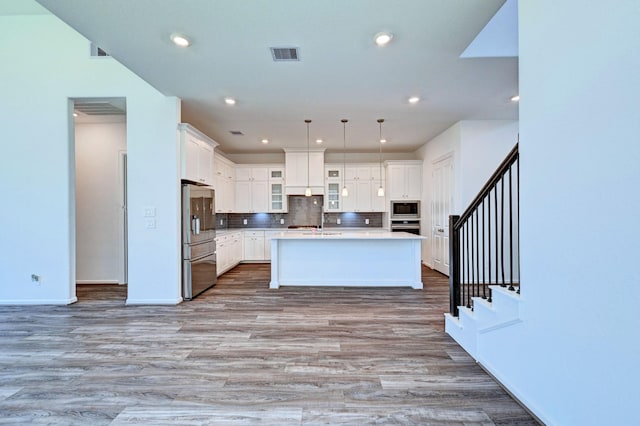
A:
449,144,519,317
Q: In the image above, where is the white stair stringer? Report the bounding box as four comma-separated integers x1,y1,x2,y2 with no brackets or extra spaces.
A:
445,285,522,361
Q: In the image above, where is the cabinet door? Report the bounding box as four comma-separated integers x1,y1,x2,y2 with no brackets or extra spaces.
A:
405,165,422,199
214,175,226,213
342,181,357,212
235,167,252,182
234,181,251,212
252,167,269,182
269,182,284,212
387,166,406,199
244,233,265,260
251,181,269,213
325,182,341,211
184,135,200,183
198,142,214,185
226,178,235,212
356,180,372,212
371,184,386,212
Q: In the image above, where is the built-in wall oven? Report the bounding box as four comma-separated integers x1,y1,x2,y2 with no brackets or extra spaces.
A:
390,200,420,219
390,219,421,235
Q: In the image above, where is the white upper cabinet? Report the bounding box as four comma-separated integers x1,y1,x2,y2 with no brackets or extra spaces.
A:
213,154,235,213
234,165,270,213
335,163,387,212
284,149,325,195
386,161,423,200
268,166,287,212
236,166,268,182
179,123,218,186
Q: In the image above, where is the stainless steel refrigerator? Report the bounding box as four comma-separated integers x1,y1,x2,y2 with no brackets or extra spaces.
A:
182,183,217,300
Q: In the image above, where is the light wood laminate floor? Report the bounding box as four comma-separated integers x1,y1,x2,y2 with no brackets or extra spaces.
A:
0,264,537,425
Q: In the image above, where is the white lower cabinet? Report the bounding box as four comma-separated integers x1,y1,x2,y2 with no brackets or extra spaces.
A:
216,231,243,276
243,230,265,261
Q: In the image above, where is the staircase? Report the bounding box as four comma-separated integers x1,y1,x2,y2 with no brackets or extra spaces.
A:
445,144,521,359
445,285,522,358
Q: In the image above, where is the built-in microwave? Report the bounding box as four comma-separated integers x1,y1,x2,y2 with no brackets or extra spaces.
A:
390,200,420,219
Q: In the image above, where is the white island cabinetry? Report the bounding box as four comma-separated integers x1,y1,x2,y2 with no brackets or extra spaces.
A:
270,232,425,289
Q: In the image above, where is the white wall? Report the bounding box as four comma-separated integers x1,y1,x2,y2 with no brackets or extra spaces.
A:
75,121,126,284
459,121,518,207
0,14,182,304
415,120,517,267
476,1,640,424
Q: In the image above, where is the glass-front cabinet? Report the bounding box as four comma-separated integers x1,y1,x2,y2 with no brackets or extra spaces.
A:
270,182,284,211
268,166,287,212
326,182,340,211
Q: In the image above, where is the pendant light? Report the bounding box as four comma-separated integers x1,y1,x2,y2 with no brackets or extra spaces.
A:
305,119,312,196
377,118,385,197
341,119,349,197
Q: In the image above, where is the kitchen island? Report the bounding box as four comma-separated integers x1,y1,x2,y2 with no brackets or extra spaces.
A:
269,231,426,289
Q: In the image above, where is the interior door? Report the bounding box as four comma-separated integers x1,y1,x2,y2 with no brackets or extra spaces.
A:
432,155,453,275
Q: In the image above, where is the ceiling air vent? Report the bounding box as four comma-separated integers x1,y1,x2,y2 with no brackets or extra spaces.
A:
229,130,244,136
270,47,299,61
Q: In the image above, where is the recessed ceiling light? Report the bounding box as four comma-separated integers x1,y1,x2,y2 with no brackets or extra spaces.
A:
261,139,269,144
224,97,236,105
170,33,191,47
408,96,420,104
380,139,387,144
511,95,520,102
316,139,323,144
374,32,393,46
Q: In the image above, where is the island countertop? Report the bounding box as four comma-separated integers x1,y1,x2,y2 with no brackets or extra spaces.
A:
271,231,425,240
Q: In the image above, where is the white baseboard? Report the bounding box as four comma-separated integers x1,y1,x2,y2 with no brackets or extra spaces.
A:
126,297,182,305
76,280,119,285
0,297,77,305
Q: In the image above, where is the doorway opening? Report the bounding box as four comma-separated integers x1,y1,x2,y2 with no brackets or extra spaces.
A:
72,97,127,302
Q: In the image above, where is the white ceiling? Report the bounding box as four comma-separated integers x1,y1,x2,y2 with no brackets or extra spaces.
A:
16,0,517,154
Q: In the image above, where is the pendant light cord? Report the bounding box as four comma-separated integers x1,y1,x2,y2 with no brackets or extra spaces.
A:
342,119,348,190
305,119,311,189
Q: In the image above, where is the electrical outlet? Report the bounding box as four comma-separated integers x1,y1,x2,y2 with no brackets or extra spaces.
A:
337,218,341,225
280,218,285,225
243,219,248,225
145,218,156,229
220,219,224,225
365,218,370,225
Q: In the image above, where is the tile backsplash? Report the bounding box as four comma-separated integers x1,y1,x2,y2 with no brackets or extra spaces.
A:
223,195,384,229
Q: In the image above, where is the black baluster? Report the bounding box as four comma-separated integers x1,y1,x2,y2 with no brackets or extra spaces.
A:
488,191,492,303
516,156,520,294
466,221,471,309
500,175,506,287
482,198,486,299
508,164,515,291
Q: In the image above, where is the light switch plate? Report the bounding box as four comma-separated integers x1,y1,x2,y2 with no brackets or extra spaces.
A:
144,207,156,217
